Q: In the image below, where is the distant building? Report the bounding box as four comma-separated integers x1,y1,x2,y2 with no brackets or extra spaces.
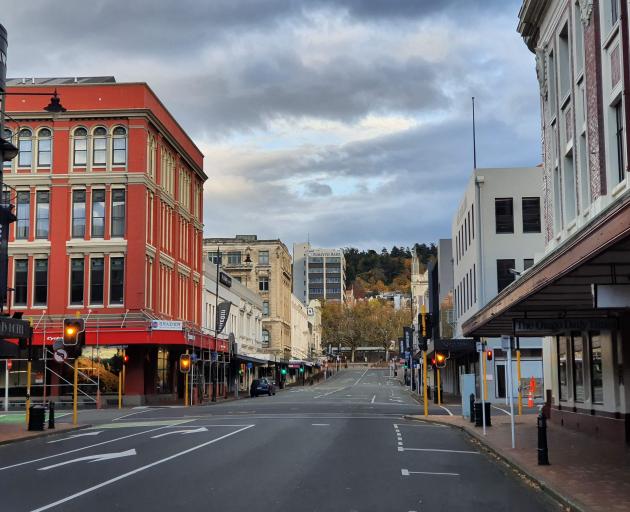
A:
203,235,292,361
292,242,346,304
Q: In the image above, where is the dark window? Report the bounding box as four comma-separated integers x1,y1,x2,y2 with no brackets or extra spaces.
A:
495,198,514,233
572,334,585,402
34,259,48,306
496,259,515,292
471,203,474,239
3,129,12,169
111,189,126,237
227,252,241,265
91,190,105,238
14,259,28,306
18,128,32,167
72,190,86,238
259,276,269,291
615,102,624,183
73,128,87,166
70,259,84,305
109,257,124,304
522,197,541,233
262,329,270,346
37,128,52,167
473,264,476,303
207,252,220,264
93,127,107,166
590,332,603,404
16,191,30,240
90,258,104,304
524,258,534,271
36,191,49,239
558,336,568,401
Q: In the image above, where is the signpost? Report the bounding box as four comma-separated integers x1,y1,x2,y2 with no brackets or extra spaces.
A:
477,340,486,436
502,335,515,449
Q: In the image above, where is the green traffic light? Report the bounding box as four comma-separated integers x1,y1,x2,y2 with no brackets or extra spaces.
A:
299,367,304,373
281,368,287,375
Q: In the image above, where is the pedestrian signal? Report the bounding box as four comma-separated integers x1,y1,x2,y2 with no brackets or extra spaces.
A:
179,354,192,373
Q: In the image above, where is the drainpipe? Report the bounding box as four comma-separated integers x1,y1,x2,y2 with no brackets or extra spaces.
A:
475,174,485,307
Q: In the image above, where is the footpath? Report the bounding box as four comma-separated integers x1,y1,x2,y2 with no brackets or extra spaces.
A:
0,414,88,446
406,412,630,512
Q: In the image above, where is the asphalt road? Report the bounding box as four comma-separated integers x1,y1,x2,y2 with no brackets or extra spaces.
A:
0,369,559,511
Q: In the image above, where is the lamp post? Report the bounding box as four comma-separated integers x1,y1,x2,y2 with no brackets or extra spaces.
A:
212,247,221,402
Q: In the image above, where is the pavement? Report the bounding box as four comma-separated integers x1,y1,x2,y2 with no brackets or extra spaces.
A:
0,369,562,511
405,412,630,512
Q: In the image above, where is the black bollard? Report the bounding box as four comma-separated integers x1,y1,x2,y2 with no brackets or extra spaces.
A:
469,394,476,423
537,412,550,465
48,401,55,429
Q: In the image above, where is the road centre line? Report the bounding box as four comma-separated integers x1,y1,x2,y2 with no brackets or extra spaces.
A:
401,469,459,477
112,409,153,422
398,447,479,454
0,424,179,472
30,425,255,512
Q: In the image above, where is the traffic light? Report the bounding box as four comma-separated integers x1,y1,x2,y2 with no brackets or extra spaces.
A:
486,349,493,361
435,352,447,368
123,354,129,364
179,353,192,373
299,366,304,374
6,359,12,370
63,318,85,347
280,368,287,376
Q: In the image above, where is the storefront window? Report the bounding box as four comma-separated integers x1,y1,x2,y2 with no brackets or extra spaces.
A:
157,348,171,394
572,333,585,402
558,336,568,401
590,332,603,404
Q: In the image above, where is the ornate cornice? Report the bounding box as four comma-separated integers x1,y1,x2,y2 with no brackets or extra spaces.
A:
578,0,593,25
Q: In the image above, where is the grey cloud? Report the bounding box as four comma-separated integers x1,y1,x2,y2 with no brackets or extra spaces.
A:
304,182,333,197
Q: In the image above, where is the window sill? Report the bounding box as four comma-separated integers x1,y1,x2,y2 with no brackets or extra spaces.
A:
611,179,627,198
67,305,84,309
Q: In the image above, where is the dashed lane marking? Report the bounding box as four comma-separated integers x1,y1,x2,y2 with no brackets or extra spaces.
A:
401,469,459,477
398,447,479,454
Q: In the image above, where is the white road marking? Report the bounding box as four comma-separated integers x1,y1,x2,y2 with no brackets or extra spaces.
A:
30,425,255,512
311,423,329,426
0,425,172,472
313,387,347,399
371,395,376,404
38,449,137,471
438,405,454,416
150,427,208,438
112,409,152,422
354,368,370,386
48,431,103,444
492,405,512,416
399,447,479,454
401,469,459,477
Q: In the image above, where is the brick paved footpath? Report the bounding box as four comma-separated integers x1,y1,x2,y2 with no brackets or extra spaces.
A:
406,413,630,512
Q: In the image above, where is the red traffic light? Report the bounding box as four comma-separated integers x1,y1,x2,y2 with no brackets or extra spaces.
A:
6,359,12,370
486,350,493,361
123,354,129,364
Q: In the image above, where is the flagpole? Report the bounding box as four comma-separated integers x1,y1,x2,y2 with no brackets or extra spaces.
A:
213,247,220,402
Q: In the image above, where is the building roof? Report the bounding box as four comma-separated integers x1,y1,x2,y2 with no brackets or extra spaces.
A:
7,76,116,85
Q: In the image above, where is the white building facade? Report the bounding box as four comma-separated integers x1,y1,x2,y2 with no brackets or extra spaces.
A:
293,243,346,304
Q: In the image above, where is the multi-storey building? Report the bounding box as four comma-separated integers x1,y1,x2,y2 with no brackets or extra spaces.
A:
464,0,630,445
293,243,346,304
452,167,545,402
203,235,292,361
2,77,210,405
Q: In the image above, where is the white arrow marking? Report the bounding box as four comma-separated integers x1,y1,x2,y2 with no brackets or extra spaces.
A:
48,431,103,444
151,427,208,439
38,449,136,470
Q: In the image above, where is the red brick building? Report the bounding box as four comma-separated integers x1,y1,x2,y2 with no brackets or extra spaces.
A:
2,77,218,404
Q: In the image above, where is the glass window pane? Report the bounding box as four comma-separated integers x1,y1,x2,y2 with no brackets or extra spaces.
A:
109,257,124,304
14,259,28,306
18,138,32,167
558,336,568,401
113,149,126,165
90,258,104,304
111,189,125,237
16,191,30,239
590,332,603,404
522,197,541,233
36,191,49,239
72,190,86,238
573,334,585,402
495,198,514,233
70,259,84,305
34,259,48,305
91,190,105,238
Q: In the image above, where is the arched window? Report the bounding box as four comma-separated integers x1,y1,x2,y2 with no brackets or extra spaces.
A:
73,127,88,166
92,127,107,166
112,126,127,165
18,128,32,168
37,128,52,167
2,129,12,169
262,329,270,346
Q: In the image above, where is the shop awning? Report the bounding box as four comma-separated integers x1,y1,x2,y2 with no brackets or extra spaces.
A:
463,194,630,338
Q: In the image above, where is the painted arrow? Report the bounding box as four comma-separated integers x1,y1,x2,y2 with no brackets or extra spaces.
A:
38,449,137,471
151,427,208,439
47,431,103,444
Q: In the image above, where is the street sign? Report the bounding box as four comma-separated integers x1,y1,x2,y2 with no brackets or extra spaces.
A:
151,320,183,331
247,362,253,369
52,337,64,351
501,335,512,350
0,316,30,339
476,341,483,352
53,349,67,363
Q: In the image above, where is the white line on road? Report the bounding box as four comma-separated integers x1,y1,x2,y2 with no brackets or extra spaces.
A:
313,387,347,399
438,405,454,416
371,395,376,404
38,449,137,471
150,427,208,439
492,405,512,416
0,425,174,472
398,447,479,454
354,368,369,386
30,425,255,512
47,431,103,444
112,409,152,422
311,423,329,426
401,469,459,477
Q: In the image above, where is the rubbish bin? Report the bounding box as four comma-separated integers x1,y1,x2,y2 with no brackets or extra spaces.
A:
474,401,491,427
28,405,46,431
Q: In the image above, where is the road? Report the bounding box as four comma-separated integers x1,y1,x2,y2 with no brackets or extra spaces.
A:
0,369,559,511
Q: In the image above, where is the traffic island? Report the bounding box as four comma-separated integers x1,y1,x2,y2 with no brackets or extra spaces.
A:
403,413,630,512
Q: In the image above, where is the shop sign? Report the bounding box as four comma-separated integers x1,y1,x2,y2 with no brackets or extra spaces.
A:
513,318,617,334
151,320,183,331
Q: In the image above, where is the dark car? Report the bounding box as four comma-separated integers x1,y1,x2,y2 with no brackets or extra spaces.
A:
250,378,276,397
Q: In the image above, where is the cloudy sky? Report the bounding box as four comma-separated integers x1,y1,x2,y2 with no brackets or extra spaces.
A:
3,0,540,251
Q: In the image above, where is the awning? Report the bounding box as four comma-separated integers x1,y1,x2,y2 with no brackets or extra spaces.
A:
463,193,630,338
237,353,273,365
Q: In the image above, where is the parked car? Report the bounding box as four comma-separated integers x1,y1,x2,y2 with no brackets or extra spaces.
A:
250,378,276,397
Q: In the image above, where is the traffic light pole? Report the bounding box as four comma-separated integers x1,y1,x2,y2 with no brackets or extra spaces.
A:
72,356,79,425
422,350,428,416
516,337,522,416
479,344,486,436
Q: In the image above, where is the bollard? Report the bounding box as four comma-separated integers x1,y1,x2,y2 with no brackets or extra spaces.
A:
469,394,476,423
537,412,550,465
48,401,55,429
